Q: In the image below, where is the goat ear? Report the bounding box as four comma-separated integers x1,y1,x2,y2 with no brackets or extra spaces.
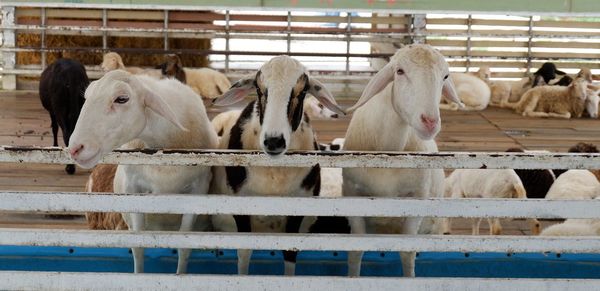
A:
308,77,345,116
346,62,394,113
213,75,256,106
443,78,464,108
137,81,188,131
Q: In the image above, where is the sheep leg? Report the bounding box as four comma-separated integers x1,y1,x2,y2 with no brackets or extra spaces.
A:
488,218,502,235
50,113,59,147
472,218,482,235
399,217,422,277
176,213,197,275
282,216,304,276
547,112,571,119
234,215,252,275
130,213,145,273
523,111,551,118
347,216,366,277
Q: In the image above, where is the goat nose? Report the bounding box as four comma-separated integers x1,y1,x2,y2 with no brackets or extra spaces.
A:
263,134,286,155
420,114,438,130
69,144,84,158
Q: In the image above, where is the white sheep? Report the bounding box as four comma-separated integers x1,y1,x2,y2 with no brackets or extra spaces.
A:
210,55,345,276
440,72,491,111
342,44,462,277
68,70,218,274
545,170,600,200
184,67,232,99
100,52,162,78
444,169,540,235
540,219,600,236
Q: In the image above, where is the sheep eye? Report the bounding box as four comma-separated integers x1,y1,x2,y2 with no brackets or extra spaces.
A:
444,74,449,80
318,103,324,109
114,95,129,104
397,69,405,75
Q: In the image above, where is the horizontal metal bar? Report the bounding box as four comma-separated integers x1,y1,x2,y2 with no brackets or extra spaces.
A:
2,229,600,253
0,272,597,291
3,192,600,219
3,1,600,17
2,146,600,169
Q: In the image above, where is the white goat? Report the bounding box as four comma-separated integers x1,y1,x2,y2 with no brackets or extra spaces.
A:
342,44,462,277
444,169,540,235
68,70,218,274
545,170,600,200
210,55,345,276
440,72,491,111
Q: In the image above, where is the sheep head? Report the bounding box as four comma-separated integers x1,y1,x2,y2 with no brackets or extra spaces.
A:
68,70,186,168
101,52,125,72
346,44,462,140
213,55,344,156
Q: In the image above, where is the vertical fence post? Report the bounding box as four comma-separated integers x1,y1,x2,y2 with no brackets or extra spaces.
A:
466,14,472,72
526,16,534,75
224,10,230,73
1,6,16,90
40,7,46,69
286,11,291,54
102,9,107,52
411,14,426,44
163,10,169,52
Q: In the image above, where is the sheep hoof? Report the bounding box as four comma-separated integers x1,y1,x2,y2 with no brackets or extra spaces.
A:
65,164,76,175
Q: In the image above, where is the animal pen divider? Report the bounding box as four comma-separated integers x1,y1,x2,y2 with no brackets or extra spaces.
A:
1,146,600,289
2,3,600,92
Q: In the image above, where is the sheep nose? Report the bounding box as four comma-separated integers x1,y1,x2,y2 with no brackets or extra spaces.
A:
263,134,286,155
331,113,339,119
69,144,84,158
420,114,438,131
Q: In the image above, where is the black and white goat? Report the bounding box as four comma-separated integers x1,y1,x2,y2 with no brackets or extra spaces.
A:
211,55,345,275
39,58,89,174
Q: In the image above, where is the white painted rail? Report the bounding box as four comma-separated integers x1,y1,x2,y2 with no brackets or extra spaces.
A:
2,229,600,253
2,191,600,219
0,272,596,291
1,146,600,169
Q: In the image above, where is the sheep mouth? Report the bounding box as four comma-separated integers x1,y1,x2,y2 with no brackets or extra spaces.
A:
73,151,101,169
264,149,285,156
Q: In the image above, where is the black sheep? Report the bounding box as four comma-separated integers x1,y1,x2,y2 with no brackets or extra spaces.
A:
39,58,89,175
532,62,566,87
506,147,555,199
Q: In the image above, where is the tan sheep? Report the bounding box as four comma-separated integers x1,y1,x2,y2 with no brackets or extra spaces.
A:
100,52,162,78
475,66,512,107
505,78,592,119
84,164,128,230
184,68,231,99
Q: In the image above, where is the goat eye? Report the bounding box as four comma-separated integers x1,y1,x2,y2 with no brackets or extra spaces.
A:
444,74,449,80
114,95,129,104
396,69,405,75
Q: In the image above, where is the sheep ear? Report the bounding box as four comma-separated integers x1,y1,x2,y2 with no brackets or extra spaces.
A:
308,78,345,116
139,82,188,131
213,75,256,106
587,84,600,91
443,78,464,108
346,62,394,113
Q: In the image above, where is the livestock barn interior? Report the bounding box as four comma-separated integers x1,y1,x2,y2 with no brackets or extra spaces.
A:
2,0,600,290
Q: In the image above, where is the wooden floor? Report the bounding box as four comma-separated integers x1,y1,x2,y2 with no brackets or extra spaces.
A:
2,90,599,234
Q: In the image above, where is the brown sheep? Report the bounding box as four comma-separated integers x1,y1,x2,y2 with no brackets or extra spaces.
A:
84,164,128,230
